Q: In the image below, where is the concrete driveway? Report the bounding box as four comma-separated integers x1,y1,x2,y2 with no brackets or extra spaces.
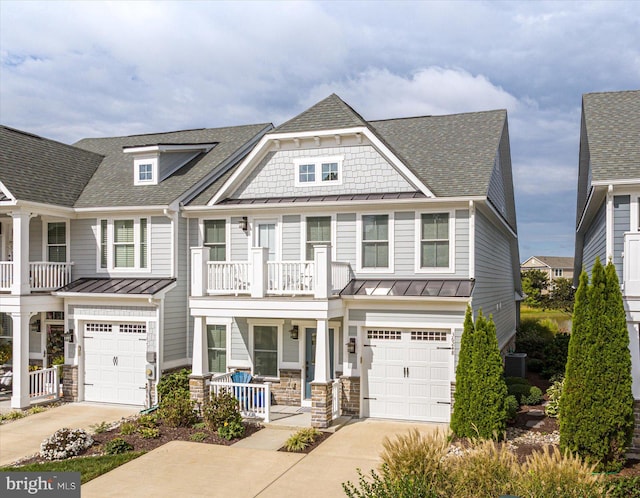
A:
82,419,447,498
0,402,140,466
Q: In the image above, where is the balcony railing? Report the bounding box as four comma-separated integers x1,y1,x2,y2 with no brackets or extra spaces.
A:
267,261,315,295
624,232,640,296
209,378,271,422
29,366,61,401
0,261,73,293
207,262,251,294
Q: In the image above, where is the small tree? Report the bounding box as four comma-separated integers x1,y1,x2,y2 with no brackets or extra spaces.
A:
451,308,507,440
548,277,575,312
521,269,549,308
560,258,634,471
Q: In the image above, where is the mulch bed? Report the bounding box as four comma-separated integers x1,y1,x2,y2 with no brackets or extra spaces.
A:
277,430,332,454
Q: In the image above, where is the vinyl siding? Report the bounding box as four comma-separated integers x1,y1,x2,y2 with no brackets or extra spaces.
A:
613,195,630,283
487,155,507,219
70,218,99,278
29,217,42,261
230,318,249,362
583,201,606,275
454,210,470,277
150,216,171,276
336,213,356,263
282,215,301,261
394,211,414,275
229,217,248,261
282,319,299,362
163,216,187,363
472,210,517,349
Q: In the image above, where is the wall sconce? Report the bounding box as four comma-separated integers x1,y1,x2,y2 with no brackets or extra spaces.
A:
63,331,74,343
238,216,248,233
289,325,299,340
347,337,356,354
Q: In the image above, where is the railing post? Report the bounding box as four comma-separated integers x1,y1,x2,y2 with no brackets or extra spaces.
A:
251,247,268,298
264,382,271,423
314,244,331,299
191,247,208,296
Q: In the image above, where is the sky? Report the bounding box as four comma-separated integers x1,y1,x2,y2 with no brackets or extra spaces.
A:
1,0,639,259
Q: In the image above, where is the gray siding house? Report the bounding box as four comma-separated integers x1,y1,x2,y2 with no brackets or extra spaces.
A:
573,90,640,454
0,123,272,408
185,95,522,428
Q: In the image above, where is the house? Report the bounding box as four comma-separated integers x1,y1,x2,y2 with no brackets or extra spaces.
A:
521,255,574,291
184,94,522,428
573,89,640,454
0,123,272,409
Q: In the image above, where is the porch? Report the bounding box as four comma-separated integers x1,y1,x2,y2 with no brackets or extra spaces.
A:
0,261,73,293
0,366,62,410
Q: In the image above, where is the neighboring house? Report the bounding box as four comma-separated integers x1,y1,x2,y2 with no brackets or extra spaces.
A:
185,94,522,428
521,255,574,291
0,123,272,409
573,90,640,454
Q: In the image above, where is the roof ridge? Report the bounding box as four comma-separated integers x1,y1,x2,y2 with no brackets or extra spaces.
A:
0,125,103,158
369,108,507,124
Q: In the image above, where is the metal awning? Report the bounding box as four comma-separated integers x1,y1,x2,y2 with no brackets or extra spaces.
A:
339,279,474,298
55,278,176,297
219,191,426,205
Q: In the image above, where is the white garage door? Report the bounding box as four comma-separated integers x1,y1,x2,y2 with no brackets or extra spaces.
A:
84,322,148,405
363,329,452,422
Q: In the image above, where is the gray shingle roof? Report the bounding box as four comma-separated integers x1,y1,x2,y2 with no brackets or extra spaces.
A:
583,90,640,182
524,256,574,268
0,125,103,207
74,124,271,208
274,94,368,133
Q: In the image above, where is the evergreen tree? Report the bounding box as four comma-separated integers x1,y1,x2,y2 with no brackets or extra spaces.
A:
451,306,475,438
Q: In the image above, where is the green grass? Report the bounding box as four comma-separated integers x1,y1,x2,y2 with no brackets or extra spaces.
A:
521,306,571,321
0,451,145,483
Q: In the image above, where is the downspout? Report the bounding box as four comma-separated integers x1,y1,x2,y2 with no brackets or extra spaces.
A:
606,184,614,263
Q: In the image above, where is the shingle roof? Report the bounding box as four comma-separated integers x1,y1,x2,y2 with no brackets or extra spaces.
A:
524,256,574,268
0,126,103,207
274,94,368,133
583,90,640,182
74,124,271,207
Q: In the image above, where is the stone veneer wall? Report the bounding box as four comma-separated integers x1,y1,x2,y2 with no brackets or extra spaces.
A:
311,382,332,428
340,376,360,417
189,374,211,404
269,369,302,406
631,400,640,457
62,365,78,402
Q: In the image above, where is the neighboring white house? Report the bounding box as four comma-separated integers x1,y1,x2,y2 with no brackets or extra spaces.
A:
573,90,640,455
184,94,522,428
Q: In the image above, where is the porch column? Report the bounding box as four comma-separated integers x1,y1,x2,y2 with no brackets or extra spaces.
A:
11,311,30,409
11,211,31,295
311,318,332,428
313,319,330,383
189,317,211,403
313,244,331,299
251,247,268,298
191,247,208,297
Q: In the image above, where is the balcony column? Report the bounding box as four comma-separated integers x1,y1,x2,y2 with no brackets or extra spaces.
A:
251,247,268,298
10,211,31,295
191,247,208,296
11,311,31,409
314,244,331,299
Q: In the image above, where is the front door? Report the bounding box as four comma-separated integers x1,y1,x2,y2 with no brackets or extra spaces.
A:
304,327,334,399
45,323,64,368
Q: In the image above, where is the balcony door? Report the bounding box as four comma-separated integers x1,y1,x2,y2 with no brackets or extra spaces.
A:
255,220,277,261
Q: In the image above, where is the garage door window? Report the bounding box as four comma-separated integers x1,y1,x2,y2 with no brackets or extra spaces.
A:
86,323,113,333
367,330,401,340
411,330,447,341
120,324,146,334
207,325,227,373
254,325,277,377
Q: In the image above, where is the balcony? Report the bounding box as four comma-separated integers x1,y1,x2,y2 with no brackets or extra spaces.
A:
0,261,73,293
624,232,640,297
192,246,353,299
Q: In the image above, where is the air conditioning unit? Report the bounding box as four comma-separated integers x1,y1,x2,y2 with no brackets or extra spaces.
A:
504,353,527,378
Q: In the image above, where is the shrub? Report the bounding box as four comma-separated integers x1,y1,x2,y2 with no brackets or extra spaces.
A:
218,418,245,440
40,428,94,460
515,318,555,359
136,413,158,428
138,427,160,439
343,464,438,498
90,421,110,434
526,358,544,373
504,395,518,421
541,332,570,379
3,410,26,421
28,405,46,415
545,377,563,418
119,421,137,435
0,342,12,364
602,476,640,498
521,386,543,405
103,437,133,455
507,382,541,405
157,368,191,401
284,427,322,452
504,376,529,386
158,390,197,428
202,389,241,431
190,432,208,442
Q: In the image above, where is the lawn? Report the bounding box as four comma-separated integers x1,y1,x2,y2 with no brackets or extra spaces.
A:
0,452,145,484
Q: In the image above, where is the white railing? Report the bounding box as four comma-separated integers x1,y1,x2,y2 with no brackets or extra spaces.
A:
0,262,13,291
210,381,271,423
29,366,61,401
29,262,73,291
210,371,234,384
207,262,250,294
624,232,640,296
331,262,353,293
267,261,315,295
331,379,341,420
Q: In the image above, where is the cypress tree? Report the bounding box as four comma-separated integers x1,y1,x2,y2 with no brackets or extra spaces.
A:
451,306,476,438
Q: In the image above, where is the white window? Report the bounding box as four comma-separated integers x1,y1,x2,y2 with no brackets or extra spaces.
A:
207,325,227,373
98,218,149,271
554,268,563,277
415,211,455,273
294,156,343,186
133,157,157,185
253,325,278,377
305,216,331,260
46,221,68,262
138,163,153,182
361,214,390,269
203,220,226,261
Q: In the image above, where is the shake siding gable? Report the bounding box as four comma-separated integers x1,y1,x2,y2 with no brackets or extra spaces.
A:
613,195,630,283
582,201,606,275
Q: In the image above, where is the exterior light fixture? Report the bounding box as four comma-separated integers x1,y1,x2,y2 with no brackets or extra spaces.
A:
238,217,248,232
348,337,356,354
290,325,299,340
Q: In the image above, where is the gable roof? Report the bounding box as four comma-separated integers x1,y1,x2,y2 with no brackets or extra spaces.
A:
583,90,640,182
522,256,574,269
274,94,368,133
0,125,103,207
74,124,271,208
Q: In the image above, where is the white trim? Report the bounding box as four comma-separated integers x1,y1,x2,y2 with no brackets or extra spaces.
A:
248,319,284,379
414,209,456,274
199,217,229,262
469,200,475,279
300,214,336,261
0,180,15,202
606,185,614,262
41,217,70,263
123,143,216,154
356,212,394,273
134,156,158,186
250,217,281,261
591,178,640,187
203,320,232,375
293,155,344,187
96,216,152,273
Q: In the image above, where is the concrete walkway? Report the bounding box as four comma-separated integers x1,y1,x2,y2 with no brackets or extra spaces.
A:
0,402,140,466
82,419,447,498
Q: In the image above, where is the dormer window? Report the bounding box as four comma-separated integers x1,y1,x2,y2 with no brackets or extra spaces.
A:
133,157,158,186
138,163,153,182
294,156,343,187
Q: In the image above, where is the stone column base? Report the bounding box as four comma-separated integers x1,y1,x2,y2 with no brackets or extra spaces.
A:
62,365,78,402
311,381,332,428
189,374,212,404
340,376,360,417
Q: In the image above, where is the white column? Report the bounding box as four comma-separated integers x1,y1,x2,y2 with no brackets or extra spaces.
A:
191,317,208,377
11,311,30,409
313,319,330,383
251,247,268,298
191,247,208,297
11,211,31,295
314,244,331,299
